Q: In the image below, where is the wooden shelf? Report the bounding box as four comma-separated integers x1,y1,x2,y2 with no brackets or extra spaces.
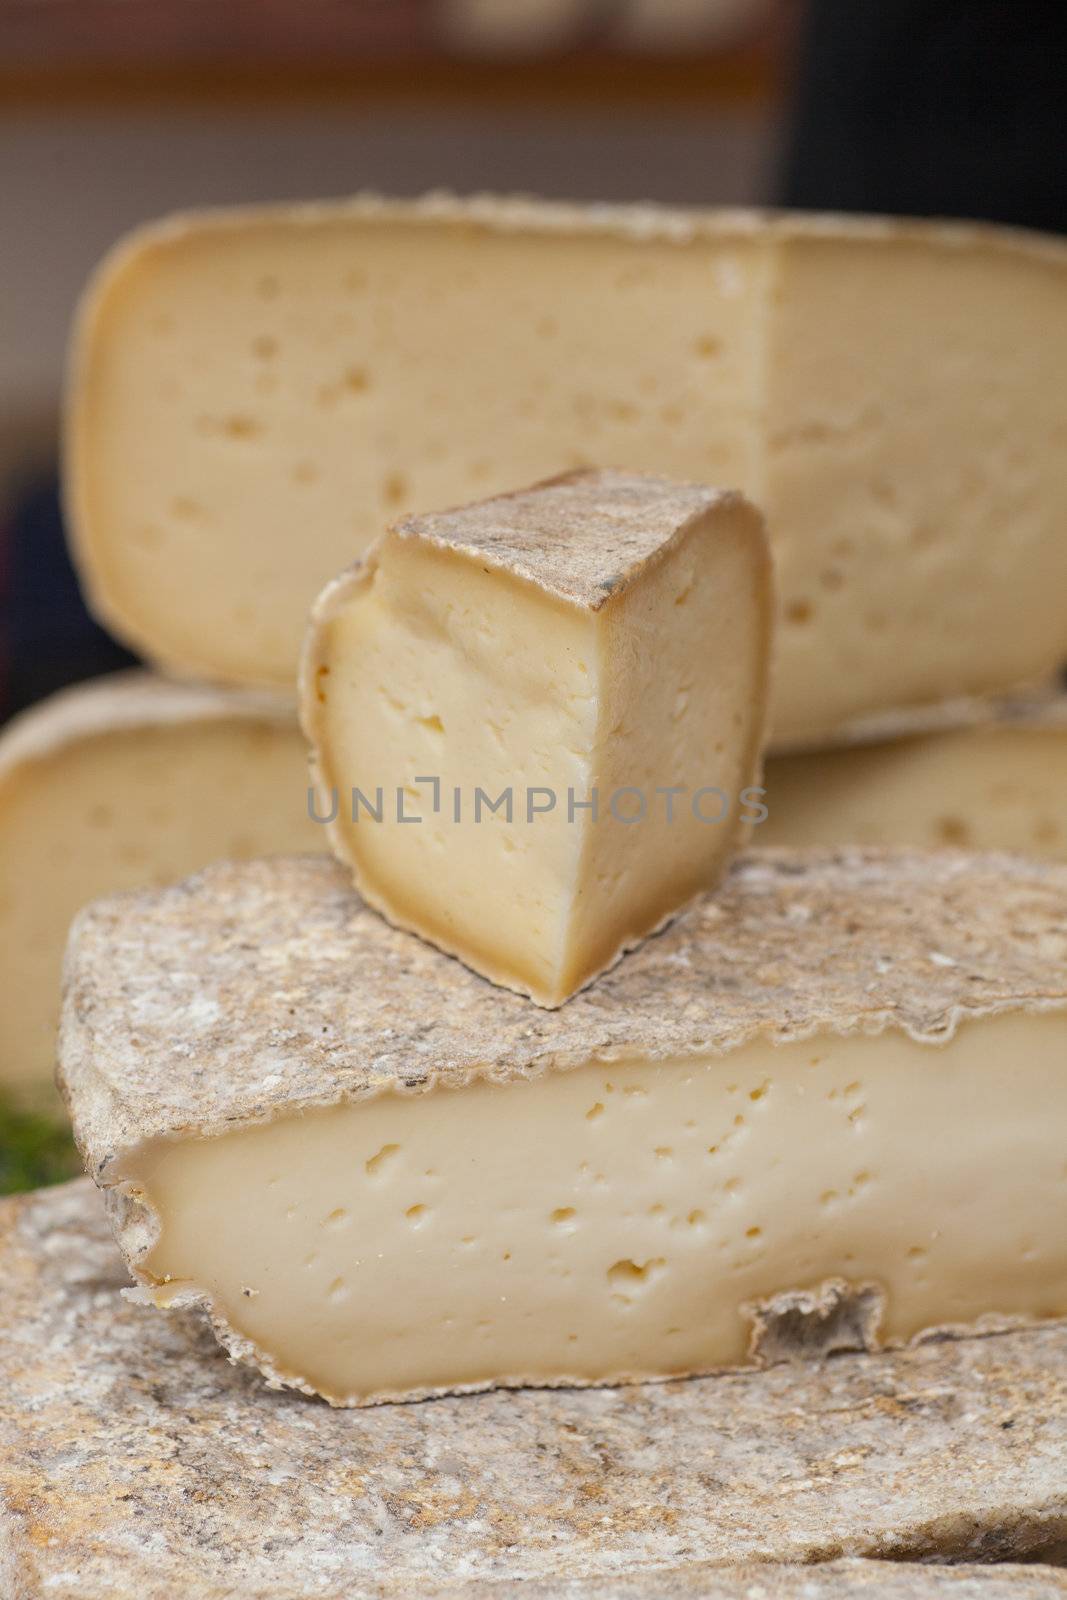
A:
0,1,791,109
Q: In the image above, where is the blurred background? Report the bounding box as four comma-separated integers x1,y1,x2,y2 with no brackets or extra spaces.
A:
1,0,1065,720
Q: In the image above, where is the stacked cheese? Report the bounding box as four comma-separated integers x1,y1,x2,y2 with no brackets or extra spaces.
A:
59,851,1067,1406
0,674,322,1110
66,196,1067,746
762,697,1067,857
23,191,1067,1416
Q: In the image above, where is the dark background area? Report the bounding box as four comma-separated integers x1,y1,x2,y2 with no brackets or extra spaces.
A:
785,0,1067,230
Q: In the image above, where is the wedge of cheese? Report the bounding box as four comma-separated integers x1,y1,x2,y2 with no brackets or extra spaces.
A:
60,849,1067,1408
0,673,321,1109
65,195,1067,744
762,699,1067,856
301,469,772,1006
7,1181,1067,1591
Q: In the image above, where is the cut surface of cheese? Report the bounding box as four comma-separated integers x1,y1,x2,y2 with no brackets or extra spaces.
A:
762,700,1067,856
301,469,772,1005
6,1183,1067,1595
0,673,321,1109
66,196,1067,743
126,1010,1067,1403
59,850,1067,1407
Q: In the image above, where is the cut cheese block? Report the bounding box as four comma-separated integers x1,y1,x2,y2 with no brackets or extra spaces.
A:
65,195,1067,744
301,469,772,1005
0,672,322,1110
5,1183,1067,1595
762,698,1067,856
59,849,1067,1407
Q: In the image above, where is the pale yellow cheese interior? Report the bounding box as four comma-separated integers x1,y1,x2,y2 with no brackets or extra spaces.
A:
311,507,766,1005
71,209,1067,740
764,235,1067,740
762,723,1067,857
0,716,321,1106
126,1009,1067,1405
73,217,766,689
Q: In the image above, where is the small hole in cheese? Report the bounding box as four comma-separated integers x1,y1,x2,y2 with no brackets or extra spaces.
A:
382,471,409,508
937,816,971,846
607,1257,666,1294
365,1143,400,1176
222,414,262,441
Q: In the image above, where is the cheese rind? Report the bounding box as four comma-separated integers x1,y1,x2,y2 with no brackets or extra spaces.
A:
65,195,1067,742
762,700,1067,856
0,672,321,1108
6,1182,1067,1594
59,850,1067,1405
300,469,773,1005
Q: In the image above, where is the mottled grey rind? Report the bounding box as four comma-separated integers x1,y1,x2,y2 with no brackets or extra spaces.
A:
3,1181,1067,1600
60,847,1067,1167
343,467,760,612
745,1280,886,1366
